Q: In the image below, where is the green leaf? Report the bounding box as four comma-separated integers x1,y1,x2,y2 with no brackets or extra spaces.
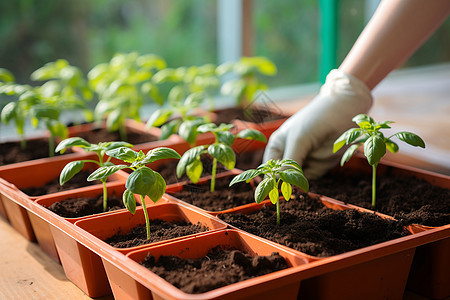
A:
122,189,136,214
279,169,309,192
126,167,156,196
146,109,171,128
280,159,303,172
197,123,217,133
352,114,374,125
87,165,128,181
141,147,181,165
55,137,91,153
216,131,235,145
254,177,275,204
394,132,425,148
0,68,15,82
178,119,201,145
281,182,292,201
364,135,386,166
106,109,122,132
60,161,84,185
186,159,203,184
340,144,359,166
333,129,353,153
177,146,205,178
385,138,399,153
208,143,236,170
236,129,267,143
229,169,262,186
1,102,17,124
106,147,138,163
346,128,362,144
30,105,60,121
269,188,279,205
159,119,179,140
147,172,166,203
104,141,134,151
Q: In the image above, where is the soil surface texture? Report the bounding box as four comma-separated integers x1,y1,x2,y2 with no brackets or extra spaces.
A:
140,246,288,294
309,171,450,227
168,176,258,212
47,194,125,218
0,139,67,166
219,191,408,257
21,170,101,196
214,107,287,125
105,219,208,249
75,127,158,145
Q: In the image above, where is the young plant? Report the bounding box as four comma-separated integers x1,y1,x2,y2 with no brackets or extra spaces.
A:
91,146,181,240
56,137,133,212
217,56,277,108
229,159,309,226
176,123,267,192
88,52,166,140
333,114,426,208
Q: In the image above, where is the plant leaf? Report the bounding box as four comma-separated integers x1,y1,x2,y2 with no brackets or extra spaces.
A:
106,147,137,163
126,167,156,196
236,129,267,143
281,181,292,201
141,147,180,165
346,128,362,144
146,108,171,128
208,143,236,170
60,161,84,185
104,141,133,151
394,132,425,148
122,189,136,214
364,135,386,166
269,188,279,205
229,169,262,186
385,138,399,153
159,119,179,140
186,159,203,184
87,165,128,181
1,102,17,124
340,144,359,166
176,146,205,178
216,131,235,146
147,171,166,203
55,137,91,153
279,169,309,192
254,177,274,204
333,129,353,153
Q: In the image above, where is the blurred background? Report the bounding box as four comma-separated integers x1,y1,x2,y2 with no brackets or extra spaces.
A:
1,0,449,87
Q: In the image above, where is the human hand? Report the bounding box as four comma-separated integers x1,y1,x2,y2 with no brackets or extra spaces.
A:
263,69,373,179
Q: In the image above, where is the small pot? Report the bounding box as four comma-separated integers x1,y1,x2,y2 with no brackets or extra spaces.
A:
102,229,310,300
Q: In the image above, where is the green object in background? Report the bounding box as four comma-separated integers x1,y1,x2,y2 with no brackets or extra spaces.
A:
319,0,338,84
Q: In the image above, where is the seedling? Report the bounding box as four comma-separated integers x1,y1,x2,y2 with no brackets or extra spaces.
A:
91,146,180,240
333,114,425,208
88,52,166,140
229,159,309,225
217,56,277,108
56,137,133,212
176,123,267,192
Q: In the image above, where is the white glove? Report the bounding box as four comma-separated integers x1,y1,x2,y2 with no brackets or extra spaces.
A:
263,69,373,179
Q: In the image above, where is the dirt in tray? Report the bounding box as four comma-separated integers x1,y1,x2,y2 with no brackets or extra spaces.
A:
219,190,408,257
21,170,101,196
140,246,288,294
168,176,257,212
309,171,450,227
76,128,158,145
105,219,209,249
47,194,125,218
0,139,69,166
214,107,287,125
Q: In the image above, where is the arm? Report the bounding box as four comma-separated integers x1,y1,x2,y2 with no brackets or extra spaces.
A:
340,0,450,90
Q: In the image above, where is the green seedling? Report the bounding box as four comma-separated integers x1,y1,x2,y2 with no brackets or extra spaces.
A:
91,146,180,240
56,137,133,212
176,123,267,192
217,56,277,108
333,114,425,208
88,52,166,140
229,159,309,226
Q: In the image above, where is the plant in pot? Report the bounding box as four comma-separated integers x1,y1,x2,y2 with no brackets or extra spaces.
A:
333,113,426,208
88,52,166,141
146,63,220,145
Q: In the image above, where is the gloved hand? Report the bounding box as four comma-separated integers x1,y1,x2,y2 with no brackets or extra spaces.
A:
263,69,373,179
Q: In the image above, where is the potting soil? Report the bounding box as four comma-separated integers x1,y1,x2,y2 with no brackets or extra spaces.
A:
47,194,124,218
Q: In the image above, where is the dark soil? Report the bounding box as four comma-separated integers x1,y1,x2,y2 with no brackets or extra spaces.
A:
309,171,450,227
214,107,287,125
219,191,408,257
168,176,258,212
75,127,158,145
140,246,288,294
47,194,125,218
105,219,209,249
235,149,265,170
21,170,101,196
0,139,68,166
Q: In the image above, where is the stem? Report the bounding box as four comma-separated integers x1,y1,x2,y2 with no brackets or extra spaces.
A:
20,136,26,150
102,180,108,212
119,123,127,142
372,164,377,208
141,195,151,240
276,199,280,226
210,157,217,192
49,133,55,157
